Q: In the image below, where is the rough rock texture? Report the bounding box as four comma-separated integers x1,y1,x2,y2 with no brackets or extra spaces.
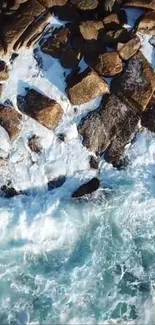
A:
117,36,141,60
0,60,9,81
17,88,63,130
111,51,155,111
138,11,155,35
0,105,22,140
41,27,70,58
70,0,98,10
48,175,66,191
72,177,100,198
0,0,50,55
93,52,123,77
39,0,68,7
79,20,104,40
66,68,109,105
78,94,139,158
124,0,155,10
141,94,155,132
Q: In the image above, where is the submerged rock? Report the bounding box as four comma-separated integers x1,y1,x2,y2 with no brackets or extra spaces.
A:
72,177,100,198
48,176,66,191
28,135,42,154
17,88,63,130
66,67,109,105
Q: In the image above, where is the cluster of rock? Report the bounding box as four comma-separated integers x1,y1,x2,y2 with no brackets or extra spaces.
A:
1,0,155,198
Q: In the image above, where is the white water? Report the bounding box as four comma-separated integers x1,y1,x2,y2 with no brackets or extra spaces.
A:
0,9,155,325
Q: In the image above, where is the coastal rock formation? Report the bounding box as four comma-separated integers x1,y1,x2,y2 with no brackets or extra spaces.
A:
0,105,22,140
0,60,9,81
117,36,141,61
93,52,123,77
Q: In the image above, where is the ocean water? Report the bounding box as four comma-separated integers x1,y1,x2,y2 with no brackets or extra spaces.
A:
0,9,155,325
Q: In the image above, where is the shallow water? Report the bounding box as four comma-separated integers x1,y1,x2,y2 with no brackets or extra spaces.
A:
0,9,155,325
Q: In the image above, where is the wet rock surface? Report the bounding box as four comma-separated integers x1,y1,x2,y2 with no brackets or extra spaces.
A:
48,176,66,191
0,105,22,140
72,177,100,198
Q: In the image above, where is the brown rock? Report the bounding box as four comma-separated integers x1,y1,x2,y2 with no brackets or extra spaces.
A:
0,84,3,96
93,52,123,77
70,0,98,10
99,27,131,46
124,0,155,10
0,105,22,140
66,67,109,105
111,51,155,111
41,27,70,58
39,0,68,7
78,93,139,157
0,60,9,81
72,177,100,198
117,36,141,60
79,20,104,40
138,11,155,35
17,88,63,130
103,13,120,26
0,0,47,55
60,48,80,69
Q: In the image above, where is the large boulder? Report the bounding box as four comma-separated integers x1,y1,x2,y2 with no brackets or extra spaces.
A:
0,0,50,55
137,11,155,35
111,51,155,111
17,88,63,130
70,0,98,10
93,51,123,77
78,93,139,165
117,36,141,61
124,0,155,10
72,177,100,198
79,20,104,40
0,105,22,140
66,67,109,105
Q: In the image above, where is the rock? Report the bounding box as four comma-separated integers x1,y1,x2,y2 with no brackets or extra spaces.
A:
89,155,99,169
93,52,123,77
84,39,106,65
17,88,63,130
52,3,81,22
111,51,155,111
117,36,141,61
1,184,19,198
66,67,109,105
72,177,100,198
103,13,120,26
141,94,155,132
149,35,155,47
70,0,98,10
39,0,68,7
0,0,50,55
78,93,139,156
0,105,22,140
60,48,80,69
48,175,66,191
138,11,155,35
99,27,131,46
28,135,42,153
0,60,9,80
79,20,104,40
41,27,70,58
124,0,155,10
0,84,3,96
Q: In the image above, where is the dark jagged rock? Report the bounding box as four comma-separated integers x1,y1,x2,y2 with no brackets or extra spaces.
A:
78,93,139,167
41,27,70,58
111,51,155,111
60,48,80,69
124,0,155,10
72,177,100,198
48,176,66,191
1,184,19,198
17,88,63,130
89,155,99,169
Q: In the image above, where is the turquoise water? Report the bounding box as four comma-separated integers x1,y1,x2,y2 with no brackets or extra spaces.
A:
0,133,155,324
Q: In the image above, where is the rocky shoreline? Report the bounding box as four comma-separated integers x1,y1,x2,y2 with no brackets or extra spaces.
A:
0,0,155,198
